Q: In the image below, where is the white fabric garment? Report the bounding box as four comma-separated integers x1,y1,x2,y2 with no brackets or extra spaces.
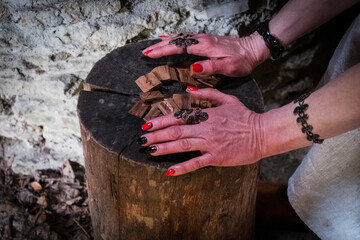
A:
288,14,360,240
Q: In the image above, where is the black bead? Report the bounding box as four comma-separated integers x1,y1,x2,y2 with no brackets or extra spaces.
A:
294,106,302,114
313,134,320,139
302,104,309,110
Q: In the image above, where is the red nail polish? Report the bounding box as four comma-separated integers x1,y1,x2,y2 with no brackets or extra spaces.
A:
192,63,203,73
187,86,198,92
159,35,166,38
143,49,152,55
141,122,153,130
166,169,175,176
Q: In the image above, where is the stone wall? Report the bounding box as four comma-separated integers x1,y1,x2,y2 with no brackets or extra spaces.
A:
0,0,358,175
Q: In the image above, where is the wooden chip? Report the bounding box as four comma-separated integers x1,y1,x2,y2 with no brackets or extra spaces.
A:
199,100,212,108
191,96,212,108
143,106,163,122
190,68,221,88
177,68,199,87
194,76,221,88
135,72,162,92
151,100,163,108
152,65,178,82
37,196,48,207
128,99,150,118
173,93,191,109
30,181,42,191
158,98,180,115
139,91,164,103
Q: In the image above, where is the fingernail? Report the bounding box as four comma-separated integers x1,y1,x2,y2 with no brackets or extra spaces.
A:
166,169,175,176
141,122,152,130
159,35,166,38
144,146,157,154
187,86,198,92
143,49,153,55
192,63,203,73
136,137,147,145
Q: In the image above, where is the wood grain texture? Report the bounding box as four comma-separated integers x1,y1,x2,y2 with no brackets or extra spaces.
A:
128,99,150,118
173,93,191,110
77,39,264,240
152,65,178,82
139,91,164,103
135,72,162,92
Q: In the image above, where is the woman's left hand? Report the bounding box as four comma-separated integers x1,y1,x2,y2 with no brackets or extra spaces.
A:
142,33,269,77
139,88,264,176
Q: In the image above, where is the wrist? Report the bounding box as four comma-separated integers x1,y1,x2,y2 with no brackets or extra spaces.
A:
245,32,271,66
259,103,312,158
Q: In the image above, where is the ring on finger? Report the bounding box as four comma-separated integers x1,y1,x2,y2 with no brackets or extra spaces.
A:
174,108,209,125
169,33,199,55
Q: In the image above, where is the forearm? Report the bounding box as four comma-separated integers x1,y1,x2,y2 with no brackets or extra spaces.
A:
270,0,359,45
251,0,359,64
261,63,360,157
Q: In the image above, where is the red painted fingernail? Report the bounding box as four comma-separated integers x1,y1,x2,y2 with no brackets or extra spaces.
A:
159,35,166,38
166,169,175,176
187,86,198,91
192,63,203,73
141,122,153,130
143,49,152,55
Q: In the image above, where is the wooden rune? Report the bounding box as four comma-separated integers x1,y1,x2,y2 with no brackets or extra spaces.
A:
129,63,222,121
152,65,178,82
139,91,164,103
77,39,264,240
135,72,162,92
173,93,191,109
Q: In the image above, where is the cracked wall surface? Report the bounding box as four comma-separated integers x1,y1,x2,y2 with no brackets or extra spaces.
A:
0,0,358,176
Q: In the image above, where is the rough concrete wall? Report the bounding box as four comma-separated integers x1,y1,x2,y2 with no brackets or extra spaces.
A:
0,0,358,176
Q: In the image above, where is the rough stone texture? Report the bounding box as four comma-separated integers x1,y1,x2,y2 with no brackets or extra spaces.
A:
0,0,359,180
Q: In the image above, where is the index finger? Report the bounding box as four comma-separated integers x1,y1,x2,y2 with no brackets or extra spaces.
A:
141,112,186,131
143,34,210,58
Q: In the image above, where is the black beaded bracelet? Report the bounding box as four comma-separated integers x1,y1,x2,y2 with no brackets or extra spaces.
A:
256,20,285,59
293,93,324,144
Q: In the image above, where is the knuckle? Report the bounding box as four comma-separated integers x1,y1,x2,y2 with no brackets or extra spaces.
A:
209,60,218,73
225,63,239,75
192,159,201,170
169,126,182,139
228,95,239,103
211,88,221,95
179,139,191,151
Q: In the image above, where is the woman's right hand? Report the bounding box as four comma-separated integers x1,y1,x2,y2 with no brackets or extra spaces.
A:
142,32,270,77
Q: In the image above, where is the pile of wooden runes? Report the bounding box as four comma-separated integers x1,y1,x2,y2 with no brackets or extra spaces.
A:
128,64,221,122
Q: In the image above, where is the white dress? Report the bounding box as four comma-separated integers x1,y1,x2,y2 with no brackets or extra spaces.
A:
288,14,360,240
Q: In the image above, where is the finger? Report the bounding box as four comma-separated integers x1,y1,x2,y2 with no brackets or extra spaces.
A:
143,33,204,58
142,125,203,146
144,42,184,58
188,88,240,106
166,153,214,176
141,112,186,132
142,34,189,54
191,57,246,77
149,138,204,156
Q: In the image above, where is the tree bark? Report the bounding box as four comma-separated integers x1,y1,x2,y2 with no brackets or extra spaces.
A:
77,40,264,240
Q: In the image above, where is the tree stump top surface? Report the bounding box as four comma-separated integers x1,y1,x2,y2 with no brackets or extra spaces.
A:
77,39,264,169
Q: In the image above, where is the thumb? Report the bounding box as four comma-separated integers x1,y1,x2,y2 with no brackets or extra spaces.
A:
188,87,240,106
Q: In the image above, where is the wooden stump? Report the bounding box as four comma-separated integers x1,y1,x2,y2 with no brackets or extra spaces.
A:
77,40,264,240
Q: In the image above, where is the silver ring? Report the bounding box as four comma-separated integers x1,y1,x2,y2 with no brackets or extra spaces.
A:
174,108,208,124
169,33,199,55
